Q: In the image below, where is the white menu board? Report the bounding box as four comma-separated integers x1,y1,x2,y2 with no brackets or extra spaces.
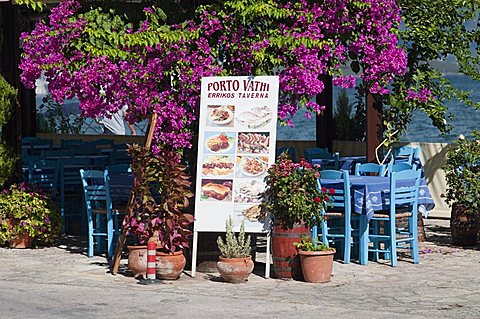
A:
194,76,279,233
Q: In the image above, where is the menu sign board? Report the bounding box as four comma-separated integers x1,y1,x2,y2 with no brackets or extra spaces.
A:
194,76,279,233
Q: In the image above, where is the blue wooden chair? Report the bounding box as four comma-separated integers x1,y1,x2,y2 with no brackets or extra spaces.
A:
360,169,421,266
303,147,329,163
109,148,131,165
316,169,352,263
389,146,420,165
354,163,386,177
275,146,297,162
386,162,417,176
28,159,58,199
59,157,91,234
80,169,117,258
93,138,114,150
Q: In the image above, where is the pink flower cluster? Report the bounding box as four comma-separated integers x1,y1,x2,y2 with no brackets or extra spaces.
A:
19,0,407,152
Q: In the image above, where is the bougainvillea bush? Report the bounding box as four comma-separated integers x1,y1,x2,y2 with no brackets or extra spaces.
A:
19,0,407,152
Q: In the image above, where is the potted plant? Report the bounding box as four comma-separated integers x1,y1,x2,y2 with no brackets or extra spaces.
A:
0,183,61,248
294,236,335,283
260,155,329,279
124,144,194,280
216,217,254,284
443,131,480,246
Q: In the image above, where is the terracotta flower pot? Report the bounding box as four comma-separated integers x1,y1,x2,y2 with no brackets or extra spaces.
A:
298,249,335,283
450,204,480,247
127,245,148,278
6,219,33,249
156,250,186,280
216,256,254,283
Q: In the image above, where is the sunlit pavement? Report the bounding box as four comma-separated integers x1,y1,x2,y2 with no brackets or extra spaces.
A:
0,218,479,319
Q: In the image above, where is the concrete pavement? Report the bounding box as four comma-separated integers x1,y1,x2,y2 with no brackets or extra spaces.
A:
0,218,479,319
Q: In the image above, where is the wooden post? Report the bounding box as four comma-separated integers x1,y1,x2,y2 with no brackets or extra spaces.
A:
366,93,383,163
111,113,158,274
315,75,333,151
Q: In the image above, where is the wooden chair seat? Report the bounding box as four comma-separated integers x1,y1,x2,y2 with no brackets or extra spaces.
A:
372,212,413,219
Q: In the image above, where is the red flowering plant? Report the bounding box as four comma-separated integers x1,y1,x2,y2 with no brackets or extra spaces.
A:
260,155,332,229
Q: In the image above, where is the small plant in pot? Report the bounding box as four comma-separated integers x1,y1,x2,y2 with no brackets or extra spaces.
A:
0,183,61,248
294,236,335,283
124,144,194,280
443,131,480,246
216,217,253,283
260,155,329,279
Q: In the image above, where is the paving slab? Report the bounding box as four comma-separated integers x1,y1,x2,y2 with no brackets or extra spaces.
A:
0,218,479,319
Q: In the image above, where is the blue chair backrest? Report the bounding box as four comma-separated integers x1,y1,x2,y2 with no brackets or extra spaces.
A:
80,169,110,205
303,147,330,163
389,169,421,210
276,147,297,162
59,157,91,189
355,163,386,177
387,162,417,176
43,149,74,159
109,148,131,165
319,169,351,212
61,139,91,149
28,159,58,197
392,146,419,165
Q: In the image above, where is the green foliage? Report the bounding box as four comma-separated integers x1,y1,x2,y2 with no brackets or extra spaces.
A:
443,130,480,215
15,0,45,12
37,95,85,134
383,0,480,146
217,216,251,258
294,236,333,252
0,74,17,186
0,143,17,187
0,184,61,245
260,155,329,229
0,74,15,127
333,89,365,141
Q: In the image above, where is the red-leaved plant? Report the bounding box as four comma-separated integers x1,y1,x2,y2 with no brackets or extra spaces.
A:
124,144,193,253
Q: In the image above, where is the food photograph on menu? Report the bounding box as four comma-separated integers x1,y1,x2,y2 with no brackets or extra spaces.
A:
236,106,272,129
206,105,235,127
204,132,235,154
233,179,264,203
235,156,268,178
234,204,263,222
237,132,270,154
200,179,233,202
202,155,235,177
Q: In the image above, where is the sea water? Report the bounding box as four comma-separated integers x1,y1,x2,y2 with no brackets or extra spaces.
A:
277,74,480,143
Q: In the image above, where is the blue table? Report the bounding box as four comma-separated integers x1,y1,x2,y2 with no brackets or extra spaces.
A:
319,175,435,222
312,156,366,173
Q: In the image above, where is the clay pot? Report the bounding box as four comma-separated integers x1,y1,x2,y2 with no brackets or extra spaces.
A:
450,204,480,247
271,222,309,280
216,256,254,284
6,219,33,249
298,249,335,283
156,250,186,280
127,245,148,278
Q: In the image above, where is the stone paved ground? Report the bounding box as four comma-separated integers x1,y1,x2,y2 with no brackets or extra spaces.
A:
0,218,479,319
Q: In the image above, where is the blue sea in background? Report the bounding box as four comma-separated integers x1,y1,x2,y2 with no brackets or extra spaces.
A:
277,74,480,143
36,74,479,143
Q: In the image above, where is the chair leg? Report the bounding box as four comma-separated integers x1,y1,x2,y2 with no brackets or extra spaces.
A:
389,216,397,267
358,215,369,265
372,221,380,261
321,218,328,245
410,213,420,264
87,212,94,258
343,216,352,264
107,212,114,259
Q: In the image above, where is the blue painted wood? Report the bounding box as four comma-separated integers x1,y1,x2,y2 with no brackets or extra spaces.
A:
317,169,352,263
275,146,297,162
80,169,116,258
354,163,386,177
387,162,417,176
359,169,421,266
28,159,58,199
